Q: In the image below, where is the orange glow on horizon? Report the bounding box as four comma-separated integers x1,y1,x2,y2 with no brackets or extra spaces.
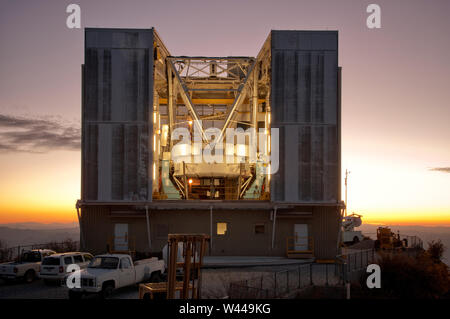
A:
0,151,80,224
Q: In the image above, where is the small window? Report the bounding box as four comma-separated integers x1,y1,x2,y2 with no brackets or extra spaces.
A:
216,222,227,236
21,252,41,263
42,257,60,266
120,258,131,269
73,255,84,263
255,224,265,234
64,256,73,265
83,254,93,262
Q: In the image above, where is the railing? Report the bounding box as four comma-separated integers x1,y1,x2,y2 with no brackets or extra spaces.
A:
229,262,342,299
0,240,80,263
401,235,423,249
336,248,376,283
286,236,314,257
228,248,377,299
106,235,136,256
363,232,423,249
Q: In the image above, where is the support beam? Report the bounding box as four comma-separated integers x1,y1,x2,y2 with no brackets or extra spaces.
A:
145,206,152,251
158,98,266,105
167,58,208,143
183,161,189,199
252,66,258,130
271,206,277,249
216,60,256,144
167,65,175,148
76,200,86,250
209,206,213,252
236,164,242,200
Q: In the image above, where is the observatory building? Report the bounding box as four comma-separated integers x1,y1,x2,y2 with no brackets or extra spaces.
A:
77,28,343,259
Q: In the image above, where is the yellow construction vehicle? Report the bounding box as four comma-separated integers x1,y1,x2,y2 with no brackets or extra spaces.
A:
374,227,406,250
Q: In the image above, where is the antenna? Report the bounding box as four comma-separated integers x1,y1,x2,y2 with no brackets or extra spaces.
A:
344,169,351,217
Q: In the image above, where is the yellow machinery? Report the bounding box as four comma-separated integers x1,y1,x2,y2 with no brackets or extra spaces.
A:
375,227,404,250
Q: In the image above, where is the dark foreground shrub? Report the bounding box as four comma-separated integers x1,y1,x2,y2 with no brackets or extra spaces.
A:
358,244,450,298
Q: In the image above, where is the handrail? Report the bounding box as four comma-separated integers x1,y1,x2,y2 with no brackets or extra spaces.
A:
286,236,314,256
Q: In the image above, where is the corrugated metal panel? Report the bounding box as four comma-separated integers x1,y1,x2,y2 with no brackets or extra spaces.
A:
311,206,340,259
80,207,110,253
82,29,154,201
271,31,339,203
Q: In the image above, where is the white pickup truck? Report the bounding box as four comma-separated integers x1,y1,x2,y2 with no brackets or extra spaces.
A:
0,249,56,283
68,254,165,299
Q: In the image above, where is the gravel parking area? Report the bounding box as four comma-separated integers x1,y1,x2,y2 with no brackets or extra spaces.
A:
0,278,138,299
0,263,340,299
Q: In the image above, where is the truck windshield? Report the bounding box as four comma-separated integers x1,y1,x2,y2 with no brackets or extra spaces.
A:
21,252,41,263
88,257,119,269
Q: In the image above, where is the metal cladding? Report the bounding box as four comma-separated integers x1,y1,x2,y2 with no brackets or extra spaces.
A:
82,29,154,201
270,31,340,203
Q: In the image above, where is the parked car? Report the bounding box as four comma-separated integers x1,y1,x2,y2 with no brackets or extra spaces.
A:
68,254,165,299
39,252,94,284
0,249,56,283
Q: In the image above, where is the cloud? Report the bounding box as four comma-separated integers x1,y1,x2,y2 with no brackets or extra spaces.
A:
429,167,450,174
0,114,80,153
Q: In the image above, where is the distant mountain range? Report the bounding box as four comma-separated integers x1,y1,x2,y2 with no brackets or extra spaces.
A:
0,222,78,230
0,223,79,248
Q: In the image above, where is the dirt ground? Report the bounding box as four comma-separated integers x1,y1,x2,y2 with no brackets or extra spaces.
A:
0,263,342,299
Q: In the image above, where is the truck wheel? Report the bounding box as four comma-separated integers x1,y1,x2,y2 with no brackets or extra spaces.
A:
68,290,83,299
352,236,360,244
101,283,114,299
24,270,35,283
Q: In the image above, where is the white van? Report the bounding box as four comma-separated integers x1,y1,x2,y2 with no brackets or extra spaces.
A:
39,252,93,284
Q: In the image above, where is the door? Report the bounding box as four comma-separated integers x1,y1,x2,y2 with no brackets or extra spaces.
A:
114,224,129,251
118,257,135,287
294,224,308,251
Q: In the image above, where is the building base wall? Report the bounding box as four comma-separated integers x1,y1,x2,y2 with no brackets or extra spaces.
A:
80,205,340,260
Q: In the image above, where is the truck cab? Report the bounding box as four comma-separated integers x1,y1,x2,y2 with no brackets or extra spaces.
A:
68,254,164,299
0,249,56,283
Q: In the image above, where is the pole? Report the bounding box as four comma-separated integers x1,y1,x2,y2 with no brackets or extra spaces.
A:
209,206,213,252
271,206,277,249
346,282,351,299
76,201,85,250
344,169,351,216
145,206,152,251
298,265,301,288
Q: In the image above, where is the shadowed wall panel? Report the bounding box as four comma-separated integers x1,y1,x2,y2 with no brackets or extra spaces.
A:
82,29,154,201
271,31,339,203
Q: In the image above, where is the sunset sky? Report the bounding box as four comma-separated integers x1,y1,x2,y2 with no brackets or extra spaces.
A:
0,0,449,225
